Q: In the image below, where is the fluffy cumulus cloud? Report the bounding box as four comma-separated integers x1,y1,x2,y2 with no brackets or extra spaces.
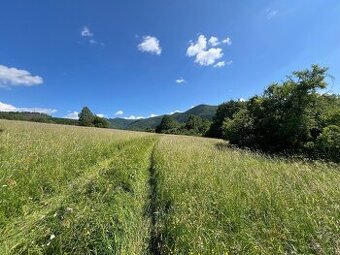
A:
115,110,124,116
138,36,162,55
186,35,232,67
176,78,186,84
64,111,79,120
0,101,56,115
0,65,43,87
208,36,220,46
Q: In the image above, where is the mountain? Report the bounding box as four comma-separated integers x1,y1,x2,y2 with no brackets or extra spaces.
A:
109,104,217,131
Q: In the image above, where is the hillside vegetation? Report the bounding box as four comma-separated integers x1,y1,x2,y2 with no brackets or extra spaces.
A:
1,120,339,254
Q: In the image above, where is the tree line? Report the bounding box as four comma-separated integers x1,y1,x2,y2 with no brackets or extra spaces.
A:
156,65,339,162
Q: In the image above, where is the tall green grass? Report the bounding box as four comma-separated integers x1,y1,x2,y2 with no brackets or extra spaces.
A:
0,120,339,254
0,120,157,254
152,136,340,254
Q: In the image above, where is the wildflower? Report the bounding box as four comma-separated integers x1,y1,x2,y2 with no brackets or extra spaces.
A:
50,234,56,240
66,207,73,212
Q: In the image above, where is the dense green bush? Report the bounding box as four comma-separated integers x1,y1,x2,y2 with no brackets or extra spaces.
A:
316,125,340,162
156,114,211,136
210,65,340,161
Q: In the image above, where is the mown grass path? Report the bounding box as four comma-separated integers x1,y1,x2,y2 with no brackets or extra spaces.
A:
147,141,161,255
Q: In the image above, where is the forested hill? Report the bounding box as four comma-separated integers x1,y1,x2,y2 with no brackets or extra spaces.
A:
109,104,217,130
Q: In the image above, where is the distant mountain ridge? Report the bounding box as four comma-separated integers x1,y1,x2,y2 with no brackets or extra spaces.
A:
109,104,218,131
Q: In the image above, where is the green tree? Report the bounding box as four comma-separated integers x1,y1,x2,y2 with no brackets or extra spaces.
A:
316,125,340,162
93,116,110,128
207,100,245,137
156,115,179,133
79,107,95,127
222,109,254,146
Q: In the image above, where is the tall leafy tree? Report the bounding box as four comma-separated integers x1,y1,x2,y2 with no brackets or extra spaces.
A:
156,115,179,133
206,100,245,138
78,107,95,127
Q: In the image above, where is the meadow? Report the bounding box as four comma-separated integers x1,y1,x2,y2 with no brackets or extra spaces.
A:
0,119,339,254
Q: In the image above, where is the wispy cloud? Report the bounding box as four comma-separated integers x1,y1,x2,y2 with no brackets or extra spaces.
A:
115,110,124,116
169,110,182,115
266,9,278,19
186,35,232,67
81,26,94,37
96,113,105,118
138,36,162,55
64,111,79,119
149,114,158,118
176,78,186,84
80,26,104,46
124,115,145,120
0,65,43,88
0,101,56,115
214,60,232,68
222,37,232,45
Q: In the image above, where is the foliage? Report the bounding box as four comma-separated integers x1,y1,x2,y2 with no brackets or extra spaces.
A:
93,116,110,128
316,125,340,161
155,115,179,133
222,109,254,146
207,100,245,137
156,114,211,136
78,106,95,127
211,65,339,161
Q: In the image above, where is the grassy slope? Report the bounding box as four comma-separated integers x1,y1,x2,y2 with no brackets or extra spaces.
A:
0,120,339,254
153,136,340,254
0,120,158,254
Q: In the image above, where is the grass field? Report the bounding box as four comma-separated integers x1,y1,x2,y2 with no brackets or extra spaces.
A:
0,120,339,254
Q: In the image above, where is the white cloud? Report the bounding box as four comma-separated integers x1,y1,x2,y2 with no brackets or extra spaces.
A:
239,98,246,102
266,9,278,19
214,61,225,68
0,101,56,115
169,110,182,115
186,35,207,57
96,113,105,118
196,47,223,66
124,115,145,120
214,60,232,68
186,35,231,67
81,26,93,37
149,114,158,118
0,65,43,87
115,110,124,116
65,111,79,120
208,36,220,47
138,36,162,55
222,37,232,45
176,78,186,84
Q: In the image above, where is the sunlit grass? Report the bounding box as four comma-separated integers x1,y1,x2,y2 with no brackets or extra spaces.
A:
0,120,339,254
0,120,157,254
153,136,340,254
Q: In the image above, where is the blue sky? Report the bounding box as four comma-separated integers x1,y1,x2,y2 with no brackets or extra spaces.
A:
0,0,340,119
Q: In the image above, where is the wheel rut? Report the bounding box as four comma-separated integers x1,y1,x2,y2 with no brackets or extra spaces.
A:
148,141,161,255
